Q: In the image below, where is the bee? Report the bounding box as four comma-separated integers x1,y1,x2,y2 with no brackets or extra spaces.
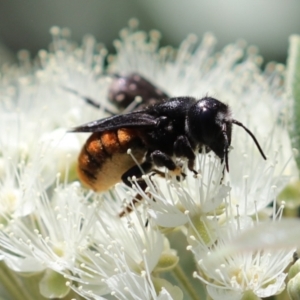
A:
71,96,267,194
108,73,169,111
64,73,168,115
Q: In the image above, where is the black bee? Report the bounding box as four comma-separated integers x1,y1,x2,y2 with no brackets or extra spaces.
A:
71,96,267,193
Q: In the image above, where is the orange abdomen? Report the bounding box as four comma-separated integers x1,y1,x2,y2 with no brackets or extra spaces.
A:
77,128,145,192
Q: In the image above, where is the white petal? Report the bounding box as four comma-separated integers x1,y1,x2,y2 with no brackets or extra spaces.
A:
205,219,298,267
154,278,183,300
206,285,242,300
226,219,300,251
255,273,286,298
4,256,45,273
201,184,231,213
148,209,188,227
158,288,182,300
39,269,70,299
106,273,155,300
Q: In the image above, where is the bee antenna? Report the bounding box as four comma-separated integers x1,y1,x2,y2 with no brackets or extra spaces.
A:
232,119,267,160
221,124,230,172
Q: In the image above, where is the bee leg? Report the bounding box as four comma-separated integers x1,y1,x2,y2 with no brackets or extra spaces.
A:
121,161,153,187
174,136,197,175
150,169,166,178
118,178,157,221
119,161,153,218
150,150,184,177
122,171,158,226
220,163,226,184
150,168,186,182
118,181,148,218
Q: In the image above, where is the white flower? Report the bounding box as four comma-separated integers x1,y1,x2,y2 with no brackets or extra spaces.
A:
0,20,298,300
107,21,298,299
188,173,295,300
193,217,294,300
66,187,181,299
135,156,230,228
0,180,98,297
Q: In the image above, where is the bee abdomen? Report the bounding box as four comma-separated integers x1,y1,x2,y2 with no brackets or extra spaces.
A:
77,129,145,192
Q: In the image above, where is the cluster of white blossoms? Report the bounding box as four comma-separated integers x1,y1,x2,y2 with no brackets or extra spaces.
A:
0,20,299,300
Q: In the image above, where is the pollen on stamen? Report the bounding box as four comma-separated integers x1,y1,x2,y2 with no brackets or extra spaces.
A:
215,269,222,275
128,18,139,29
38,49,48,59
149,30,161,41
17,49,30,63
49,26,60,36
61,27,71,38
187,34,198,44
113,40,122,52
135,96,142,103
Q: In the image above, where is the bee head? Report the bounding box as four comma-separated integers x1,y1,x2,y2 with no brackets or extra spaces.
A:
187,97,232,168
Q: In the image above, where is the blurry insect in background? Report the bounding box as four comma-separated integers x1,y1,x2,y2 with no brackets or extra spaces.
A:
71,94,267,216
64,73,169,115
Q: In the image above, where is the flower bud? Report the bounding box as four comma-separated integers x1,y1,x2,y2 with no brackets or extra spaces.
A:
289,257,300,280
241,290,260,300
288,272,300,300
153,253,179,273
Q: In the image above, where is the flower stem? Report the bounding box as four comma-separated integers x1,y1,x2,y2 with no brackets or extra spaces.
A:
0,262,33,300
286,34,300,168
172,264,201,300
0,262,84,300
276,287,291,300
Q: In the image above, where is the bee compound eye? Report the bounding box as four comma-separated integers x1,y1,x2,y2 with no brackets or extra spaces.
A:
187,101,213,141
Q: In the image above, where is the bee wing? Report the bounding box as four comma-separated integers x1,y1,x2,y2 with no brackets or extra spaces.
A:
70,112,157,133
